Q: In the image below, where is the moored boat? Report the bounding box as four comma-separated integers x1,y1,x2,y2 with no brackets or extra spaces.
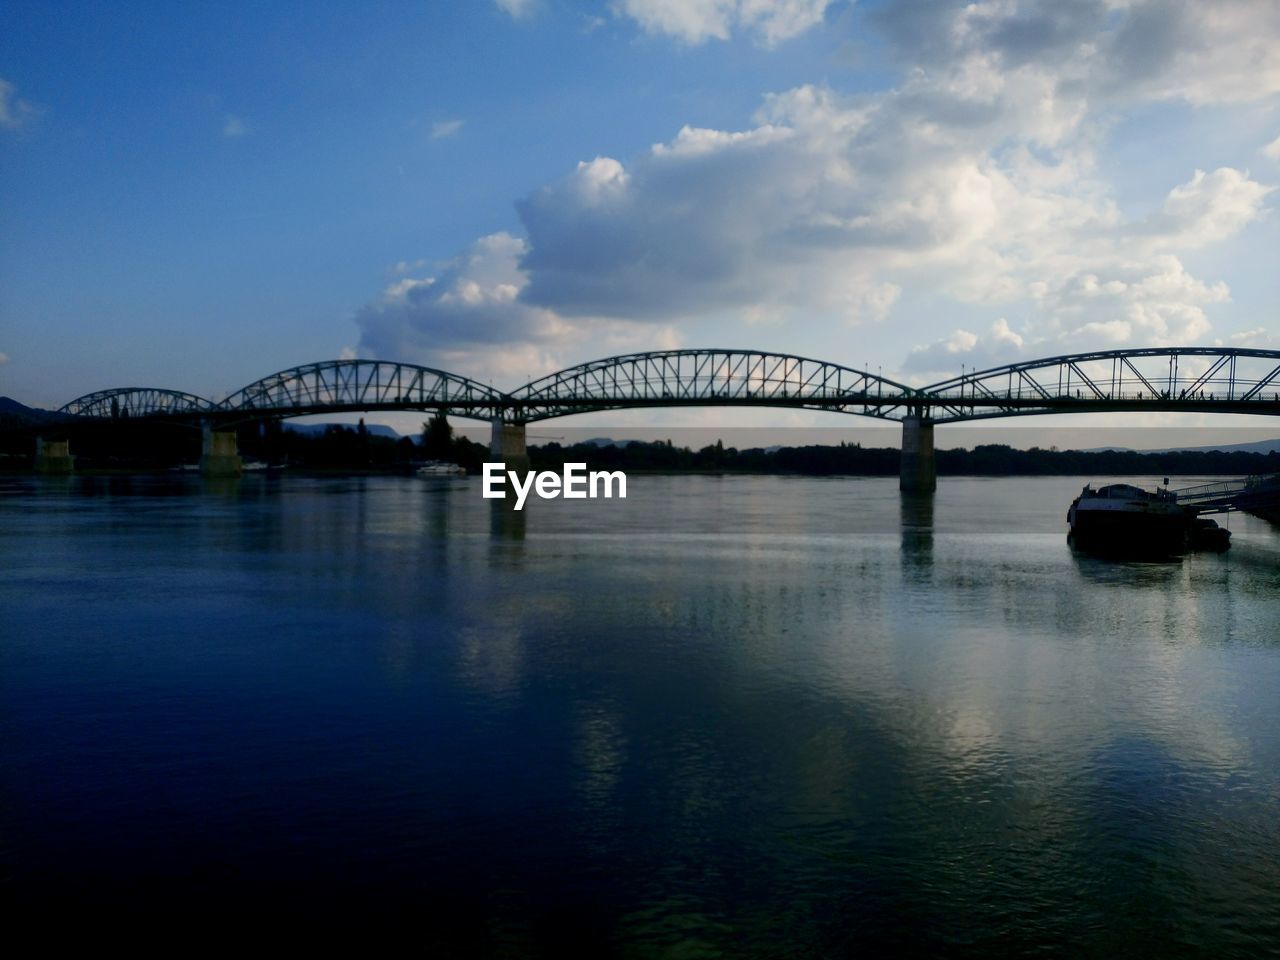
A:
1067,482,1200,557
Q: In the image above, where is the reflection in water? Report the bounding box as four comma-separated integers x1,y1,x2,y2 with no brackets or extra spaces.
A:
899,490,935,574
199,476,242,499
2,473,1279,952
489,495,526,541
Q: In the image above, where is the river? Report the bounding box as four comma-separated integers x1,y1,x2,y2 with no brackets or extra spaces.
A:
3,473,1279,954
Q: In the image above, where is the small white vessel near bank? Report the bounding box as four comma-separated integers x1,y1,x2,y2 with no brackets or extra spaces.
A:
416,461,467,477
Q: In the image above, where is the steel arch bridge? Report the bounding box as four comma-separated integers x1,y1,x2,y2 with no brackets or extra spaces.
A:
51,347,1280,426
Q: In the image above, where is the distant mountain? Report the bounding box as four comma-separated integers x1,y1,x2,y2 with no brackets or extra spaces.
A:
1085,439,1280,455
0,396,66,425
284,422,404,440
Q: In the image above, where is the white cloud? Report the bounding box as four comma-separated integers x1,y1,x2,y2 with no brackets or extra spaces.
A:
494,0,536,19
431,119,464,140
907,255,1233,375
1221,327,1270,348
1264,135,1280,161
338,346,358,361
356,233,561,381
1114,0,1280,105
0,78,39,133
355,233,691,381
222,114,248,138
1135,168,1273,250
905,319,1024,374
514,77,1269,350
613,0,831,46
874,0,1280,107
360,0,1277,380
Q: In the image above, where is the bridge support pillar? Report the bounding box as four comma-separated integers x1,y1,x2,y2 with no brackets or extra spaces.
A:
899,416,936,493
200,426,242,478
489,419,530,474
35,437,74,474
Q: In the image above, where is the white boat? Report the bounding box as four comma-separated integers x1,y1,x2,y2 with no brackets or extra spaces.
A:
416,461,467,477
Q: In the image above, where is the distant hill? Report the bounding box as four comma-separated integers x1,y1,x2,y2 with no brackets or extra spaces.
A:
0,396,67,426
1086,438,1280,455
1,396,39,415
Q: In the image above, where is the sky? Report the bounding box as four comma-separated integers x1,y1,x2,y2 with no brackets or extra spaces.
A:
2,0,1279,438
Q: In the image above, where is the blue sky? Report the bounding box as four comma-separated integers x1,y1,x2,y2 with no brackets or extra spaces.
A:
2,0,1279,434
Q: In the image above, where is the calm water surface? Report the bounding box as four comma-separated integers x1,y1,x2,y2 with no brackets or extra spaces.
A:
3,474,1280,954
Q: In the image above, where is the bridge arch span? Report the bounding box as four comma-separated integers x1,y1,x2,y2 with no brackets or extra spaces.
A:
509,349,917,422
920,347,1280,422
58,387,215,419
217,359,507,422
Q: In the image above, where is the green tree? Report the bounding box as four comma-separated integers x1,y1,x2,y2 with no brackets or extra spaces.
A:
422,412,453,460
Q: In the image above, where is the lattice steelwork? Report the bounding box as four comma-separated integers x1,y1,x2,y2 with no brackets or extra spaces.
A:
920,348,1280,422
509,349,915,421
50,347,1280,426
216,359,507,421
58,387,215,419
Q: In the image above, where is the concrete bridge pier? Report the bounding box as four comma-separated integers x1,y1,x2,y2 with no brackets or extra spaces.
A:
490,418,530,473
35,437,74,474
899,415,936,493
200,425,242,478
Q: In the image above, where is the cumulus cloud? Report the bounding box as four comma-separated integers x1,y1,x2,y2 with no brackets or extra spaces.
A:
494,0,536,18
357,233,550,355
222,114,248,138
904,318,1025,374
906,254,1232,375
354,233,682,382
1264,135,1280,161
0,78,39,133
1132,168,1273,249
873,0,1280,107
613,0,831,46
517,88,930,325
514,78,1269,349
431,119,464,140
1222,327,1270,348
357,0,1277,378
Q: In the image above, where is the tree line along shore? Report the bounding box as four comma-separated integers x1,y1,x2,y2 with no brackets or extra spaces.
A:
2,414,1276,478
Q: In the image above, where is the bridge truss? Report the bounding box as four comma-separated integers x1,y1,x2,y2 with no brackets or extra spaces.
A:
58,387,214,419
214,360,507,421
50,347,1280,427
921,348,1280,422
508,350,914,421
